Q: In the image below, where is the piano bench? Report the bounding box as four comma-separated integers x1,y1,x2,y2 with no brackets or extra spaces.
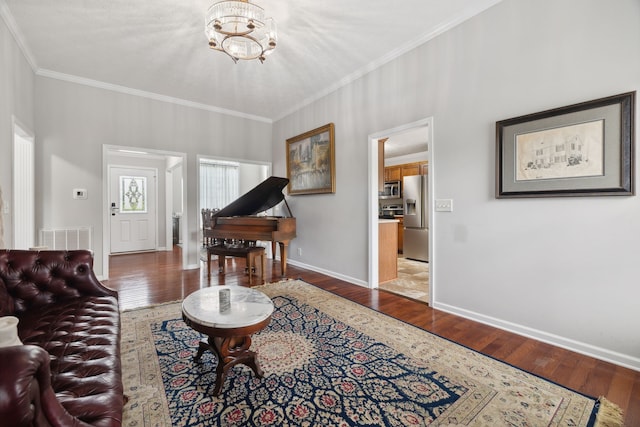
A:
207,245,266,285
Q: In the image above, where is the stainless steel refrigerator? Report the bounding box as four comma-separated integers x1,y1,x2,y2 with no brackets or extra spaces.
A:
403,174,429,262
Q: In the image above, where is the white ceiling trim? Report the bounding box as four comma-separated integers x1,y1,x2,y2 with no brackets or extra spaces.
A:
385,151,429,166
272,0,503,122
36,68,272,124
1,0,271,124
0,0,37,71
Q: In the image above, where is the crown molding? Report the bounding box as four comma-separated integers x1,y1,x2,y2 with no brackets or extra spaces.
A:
1,1,271,123
36,69,272,124
0,0,38,71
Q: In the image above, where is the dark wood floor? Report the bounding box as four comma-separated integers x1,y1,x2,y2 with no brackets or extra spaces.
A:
104,246,639,424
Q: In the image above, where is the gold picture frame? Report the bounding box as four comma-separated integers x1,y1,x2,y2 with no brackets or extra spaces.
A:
286,123,336,195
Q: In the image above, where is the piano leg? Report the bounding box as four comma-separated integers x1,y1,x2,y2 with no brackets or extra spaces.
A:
278,242,288,276
206,250,226,278
271,241,277,263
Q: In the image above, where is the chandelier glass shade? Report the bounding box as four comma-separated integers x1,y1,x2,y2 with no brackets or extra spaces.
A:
205,0,277,63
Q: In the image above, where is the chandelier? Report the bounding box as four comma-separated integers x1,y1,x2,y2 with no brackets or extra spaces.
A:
205,0,277,63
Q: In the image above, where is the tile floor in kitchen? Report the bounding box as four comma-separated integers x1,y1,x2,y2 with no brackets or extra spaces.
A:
378,256,429,304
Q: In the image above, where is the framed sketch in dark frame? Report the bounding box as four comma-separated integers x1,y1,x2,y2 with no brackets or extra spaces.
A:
286,123,336,195
496,91,635,198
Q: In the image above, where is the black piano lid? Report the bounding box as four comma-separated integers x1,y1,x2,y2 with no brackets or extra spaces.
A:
213,176,290,218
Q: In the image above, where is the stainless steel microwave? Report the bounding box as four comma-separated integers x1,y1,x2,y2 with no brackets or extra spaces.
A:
380,180,401,199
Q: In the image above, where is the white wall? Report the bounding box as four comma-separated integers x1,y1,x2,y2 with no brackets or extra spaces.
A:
34,77,272,275
0,15,35,248
239,162,269,195
171,163,183,215
272,0,640,369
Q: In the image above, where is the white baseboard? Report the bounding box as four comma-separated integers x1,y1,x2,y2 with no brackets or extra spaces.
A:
433,301,640,372
284,258,640,371
286,259,369,288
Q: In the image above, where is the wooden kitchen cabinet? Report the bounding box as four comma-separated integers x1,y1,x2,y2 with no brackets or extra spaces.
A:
401,162,421,177
384,165,401,181
401,161,428,177
384,162,427,182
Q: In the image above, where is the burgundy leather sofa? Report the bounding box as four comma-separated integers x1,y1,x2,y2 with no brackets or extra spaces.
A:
0,250,123,427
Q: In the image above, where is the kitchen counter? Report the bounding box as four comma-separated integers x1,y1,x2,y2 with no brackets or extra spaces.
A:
378,218,400,223
379,221,398,283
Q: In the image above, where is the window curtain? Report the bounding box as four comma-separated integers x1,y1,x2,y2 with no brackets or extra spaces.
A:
199,160,239,220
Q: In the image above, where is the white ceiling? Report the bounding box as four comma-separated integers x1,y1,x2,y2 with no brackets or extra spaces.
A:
1,0,501,122
384,126,429,159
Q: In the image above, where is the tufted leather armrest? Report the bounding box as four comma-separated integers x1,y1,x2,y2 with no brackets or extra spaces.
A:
0,250,123,426
0,345,82,427
0,274,13,316
0,250,116,315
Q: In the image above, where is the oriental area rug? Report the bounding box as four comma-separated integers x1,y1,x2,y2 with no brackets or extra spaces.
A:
120,280,619,426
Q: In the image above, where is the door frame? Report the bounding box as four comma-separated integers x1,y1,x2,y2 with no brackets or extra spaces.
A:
11,116,35,249
102,145,188,280
367,117,434,305
196,154,272,253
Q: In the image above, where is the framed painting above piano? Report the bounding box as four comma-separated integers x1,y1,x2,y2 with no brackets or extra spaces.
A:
286,123,336,195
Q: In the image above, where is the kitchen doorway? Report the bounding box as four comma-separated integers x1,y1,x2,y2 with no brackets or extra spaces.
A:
368,118,433,306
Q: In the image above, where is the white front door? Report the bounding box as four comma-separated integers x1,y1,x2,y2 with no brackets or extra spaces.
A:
109,166,157,253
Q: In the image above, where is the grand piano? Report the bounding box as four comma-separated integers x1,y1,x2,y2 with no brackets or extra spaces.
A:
202,176,296,276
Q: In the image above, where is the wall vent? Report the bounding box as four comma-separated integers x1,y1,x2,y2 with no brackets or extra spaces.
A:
39,227,92,251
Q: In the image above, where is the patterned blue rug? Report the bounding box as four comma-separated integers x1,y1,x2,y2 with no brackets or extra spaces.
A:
121,280,608,426
154,294,466,425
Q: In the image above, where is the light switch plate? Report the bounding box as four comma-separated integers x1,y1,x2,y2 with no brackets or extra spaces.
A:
435,199,453,212
73,188,88,199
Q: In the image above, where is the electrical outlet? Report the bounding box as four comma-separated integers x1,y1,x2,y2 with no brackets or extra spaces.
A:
435,199,453,212
297,248,302,256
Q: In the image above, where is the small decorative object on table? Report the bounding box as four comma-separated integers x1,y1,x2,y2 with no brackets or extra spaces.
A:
219,288,231,312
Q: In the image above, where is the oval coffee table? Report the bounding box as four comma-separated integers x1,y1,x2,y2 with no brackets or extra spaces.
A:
182,286,274,396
